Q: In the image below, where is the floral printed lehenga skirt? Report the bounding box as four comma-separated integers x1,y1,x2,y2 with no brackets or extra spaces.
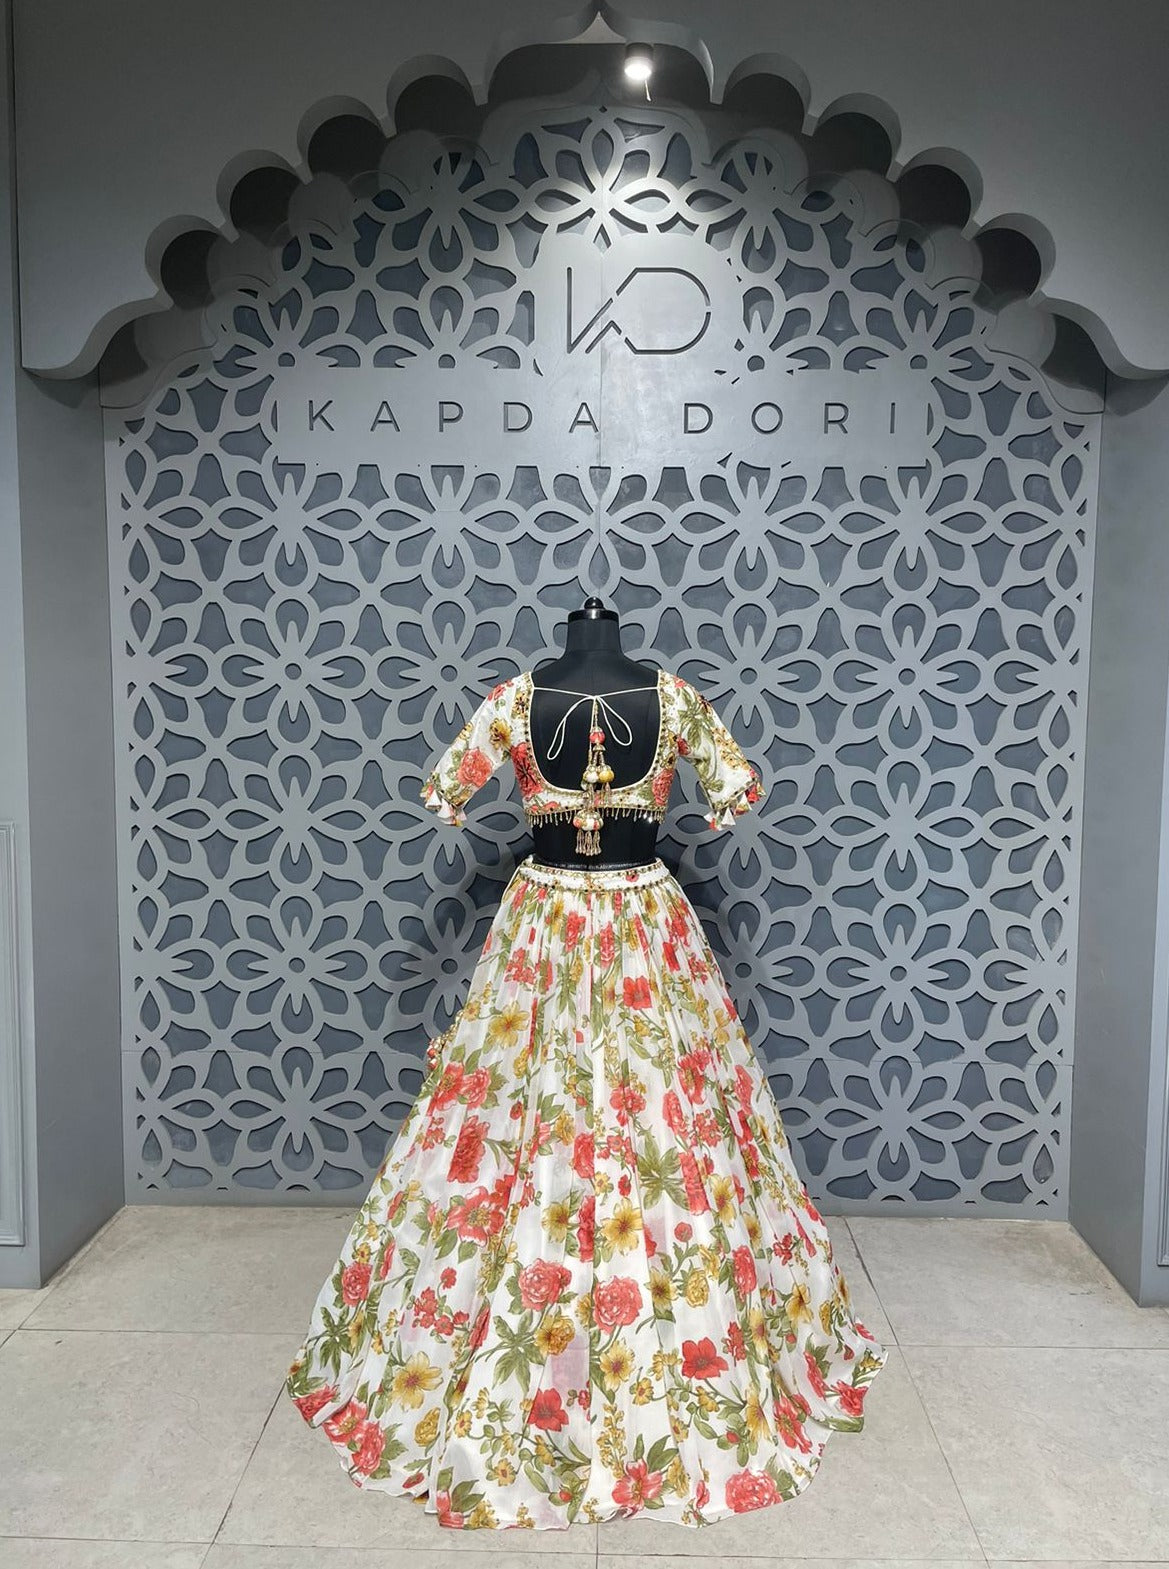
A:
285,855,889,1529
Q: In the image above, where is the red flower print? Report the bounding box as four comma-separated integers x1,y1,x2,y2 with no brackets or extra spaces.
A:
618,1172,632,1196
430,1062,464,1109
377,1237,396,1279
612,1457,664,1508
461,1067,491,1107
732,1245,758,1297
294,1384,337,1421
519,1259,573,1311
512,741,541,799
832,1380,868,1417
527,1387,569,1431
681,1336,729,1380
674,1220,692,1242
599,923,615,965
726,1321,747,1361
448,1186,506,1242
725,1469,779,1512
804,1349,827,1397
571,1132,594,1180
696,1477,710,1508
806,1200,822,1224
662,939,680,971
735,1064,753,1107
413,1287,439,1329
678,1049,710,1104
341,1260,371,1305
610,1082,646,1124
448,1115,488,1183
644,1227,658,1259
593,1276,643,1334
578,1193,595,1263
662,1089,686,1134
324,1398,366,1441
623,975,652,1009
435,1488,465,1527
440,1267,457,1290
469,1303,491,1350
774,1390,813,1452
457,747,494,790
353,1420,386,1475
679,1147,711,1214
564,911,585,948
650,766,673,807
694,1109,719,1146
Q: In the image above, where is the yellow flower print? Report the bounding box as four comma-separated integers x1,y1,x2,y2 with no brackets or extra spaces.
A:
632,1376,655,1405
467,1501,497,1528
414,1408,440,1447
698,1243,722,1277
748,1306,770,1357
575,1291,593,1329
453,1409,473,1437
392,1352,443,1409
594,1170,613,1197
600,1340,634,1390
684,1268,709,1307
493,1459,517,1486
787,1280,815,1326
543,1200,570,1242
648,1268,675,1310
819,1299,834,1334
697,1387,718,1413
488,1003,529,1048
743,1386,770,1444
535,1312,575,1357
554,1109,575,1145
534,1435,555,1466
474,1388,490,1418
603,1198,643,1253
744,1210,762,1248
710,1175,736,1223
652,1348,679,1380
666,1454,688,1495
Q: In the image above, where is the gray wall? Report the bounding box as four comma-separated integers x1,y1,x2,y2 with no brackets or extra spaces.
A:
0,0,121,1288
11,0,1169,379
1071,371,1169,1306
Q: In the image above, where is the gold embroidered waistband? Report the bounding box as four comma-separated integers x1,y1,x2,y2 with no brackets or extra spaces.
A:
517,855,672,891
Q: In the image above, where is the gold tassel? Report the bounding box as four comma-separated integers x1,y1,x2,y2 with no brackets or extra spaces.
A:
572,696,615,856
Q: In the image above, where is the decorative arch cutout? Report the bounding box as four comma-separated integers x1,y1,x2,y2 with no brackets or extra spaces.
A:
90,37,1122,402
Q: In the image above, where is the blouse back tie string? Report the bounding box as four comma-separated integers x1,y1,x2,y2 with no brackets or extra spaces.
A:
530,683,658,855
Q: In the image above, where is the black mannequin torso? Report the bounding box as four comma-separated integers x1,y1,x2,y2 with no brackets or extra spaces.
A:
528,600,663,869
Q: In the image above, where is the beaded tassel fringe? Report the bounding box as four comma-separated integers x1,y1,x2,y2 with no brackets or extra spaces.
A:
572,696,615,856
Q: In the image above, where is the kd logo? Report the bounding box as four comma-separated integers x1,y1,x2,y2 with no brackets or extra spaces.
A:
565,266,712,355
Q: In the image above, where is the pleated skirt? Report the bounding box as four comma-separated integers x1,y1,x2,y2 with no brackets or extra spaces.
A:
284,854,888,1529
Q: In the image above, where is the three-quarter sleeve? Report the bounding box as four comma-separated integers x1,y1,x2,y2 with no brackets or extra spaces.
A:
674,677,766,831
420,678,514,826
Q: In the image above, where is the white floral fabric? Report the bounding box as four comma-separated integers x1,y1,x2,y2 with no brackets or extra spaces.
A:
285,845,889,1531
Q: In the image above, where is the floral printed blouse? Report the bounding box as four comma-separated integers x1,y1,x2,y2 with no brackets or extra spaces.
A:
420,670,765,832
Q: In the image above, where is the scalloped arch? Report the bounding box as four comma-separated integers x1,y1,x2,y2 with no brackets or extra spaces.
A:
87,32,1134,391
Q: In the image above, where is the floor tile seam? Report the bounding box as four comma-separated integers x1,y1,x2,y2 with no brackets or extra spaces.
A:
209,1380,287,1547
895,1345,991,1566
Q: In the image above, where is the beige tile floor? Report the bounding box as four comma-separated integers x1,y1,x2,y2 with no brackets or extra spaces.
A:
2,1207,1168,1567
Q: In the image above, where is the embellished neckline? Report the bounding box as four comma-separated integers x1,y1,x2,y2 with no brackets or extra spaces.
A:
520,667,668,801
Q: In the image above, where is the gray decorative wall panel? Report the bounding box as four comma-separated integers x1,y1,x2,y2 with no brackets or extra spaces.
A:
107,95,1099,1208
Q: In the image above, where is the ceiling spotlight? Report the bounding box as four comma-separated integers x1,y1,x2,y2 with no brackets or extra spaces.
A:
624,42,654,83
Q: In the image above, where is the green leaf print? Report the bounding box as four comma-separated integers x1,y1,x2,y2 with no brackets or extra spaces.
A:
636,1127,688,1207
